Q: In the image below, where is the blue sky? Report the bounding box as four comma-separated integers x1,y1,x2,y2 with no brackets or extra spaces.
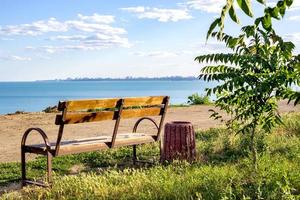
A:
0,0,299,81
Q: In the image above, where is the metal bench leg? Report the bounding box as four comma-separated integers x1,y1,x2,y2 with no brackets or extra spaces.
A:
47,152,53,185
133,145,137,165
21,147,26,187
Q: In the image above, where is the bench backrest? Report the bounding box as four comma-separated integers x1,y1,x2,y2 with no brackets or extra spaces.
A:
53,96,169,154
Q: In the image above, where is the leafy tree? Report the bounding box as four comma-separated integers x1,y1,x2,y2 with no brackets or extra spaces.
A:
196,0,300,171
207,0,293,39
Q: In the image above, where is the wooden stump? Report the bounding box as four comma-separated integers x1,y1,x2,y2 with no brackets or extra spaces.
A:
161,121,196,162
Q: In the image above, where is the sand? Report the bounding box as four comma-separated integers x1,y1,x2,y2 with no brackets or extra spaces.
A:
0,102,299,163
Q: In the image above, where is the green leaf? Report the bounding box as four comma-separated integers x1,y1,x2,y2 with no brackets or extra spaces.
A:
206,18,221,39
237,0,254,17
262,14,272,31
277,0,287,16
256,0,265,4
227,38,239,48
254,17,262,26
286,0,293,7
270,7,280,19
229,6,240,24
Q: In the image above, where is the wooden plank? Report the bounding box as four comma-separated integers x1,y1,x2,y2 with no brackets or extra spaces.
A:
60,96,166,112
123,96,165,107
58,142,110,155
61,111,116,124
58,136,155,155
121,107,162,119
56,107,162,124
113,136,155,148
63,98,121,111
27,133,156,156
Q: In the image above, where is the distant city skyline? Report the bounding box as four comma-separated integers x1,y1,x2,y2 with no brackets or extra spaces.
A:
0,0,299,81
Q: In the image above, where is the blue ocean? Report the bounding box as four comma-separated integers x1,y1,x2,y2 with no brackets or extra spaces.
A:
0,80,215,114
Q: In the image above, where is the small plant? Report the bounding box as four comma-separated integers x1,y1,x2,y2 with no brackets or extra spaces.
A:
6,110,27,115
169,104,190,108
42,106,58,113
187,93,212,105
197,0,299,172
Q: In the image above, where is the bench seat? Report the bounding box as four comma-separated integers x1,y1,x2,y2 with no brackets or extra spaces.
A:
26,133,156,156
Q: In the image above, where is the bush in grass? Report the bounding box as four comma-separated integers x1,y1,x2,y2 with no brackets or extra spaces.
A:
42,106,58,113
276,113,300,137
187,93,212,105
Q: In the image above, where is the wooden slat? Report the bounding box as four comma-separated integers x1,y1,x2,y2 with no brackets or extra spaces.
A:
61,111,116,124
113,136,155,148
56,107,162,124
58,142,110,155
123,96,165,107
121,107,162,119
60,96,166,112
63,98,120,111
28,134,156,156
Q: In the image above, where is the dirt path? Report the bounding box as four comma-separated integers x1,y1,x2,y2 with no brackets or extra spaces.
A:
0,103,298,163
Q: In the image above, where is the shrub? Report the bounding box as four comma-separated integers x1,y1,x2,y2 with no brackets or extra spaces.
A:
187,93,212,105
6,111,27,115
42,106,58,113
276,113,300,137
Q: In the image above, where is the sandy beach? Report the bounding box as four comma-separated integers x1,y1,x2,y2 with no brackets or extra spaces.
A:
0,102,299,163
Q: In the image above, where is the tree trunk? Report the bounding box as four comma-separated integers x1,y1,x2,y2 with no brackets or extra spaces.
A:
250,124,258,172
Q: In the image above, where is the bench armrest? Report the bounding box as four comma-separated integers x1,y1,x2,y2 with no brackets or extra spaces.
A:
133,117,159,134
21,128,51,152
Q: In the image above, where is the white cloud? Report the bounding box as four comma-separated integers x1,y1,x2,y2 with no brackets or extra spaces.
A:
0,14,126,36
0,18,68,36
77,13,115,24
132,51,178,58
121,6,145,13
27,33,130,54
1,14,131,54
66,20,126,34
288,15,300,21
49,35,87,41
130,43,228,59
185,0,224,13
121,7,192,22
0,55,31,61
0,37,14,41
290,1,300,11
284,32,300,44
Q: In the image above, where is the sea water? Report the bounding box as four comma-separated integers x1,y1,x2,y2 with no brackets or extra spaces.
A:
0,80,215,114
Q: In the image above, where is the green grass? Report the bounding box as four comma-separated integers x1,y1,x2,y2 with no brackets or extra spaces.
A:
0,143,160,186
1,113,300,199
169,104,190,108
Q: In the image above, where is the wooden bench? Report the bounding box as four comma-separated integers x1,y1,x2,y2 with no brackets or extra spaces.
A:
21,96,169,187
